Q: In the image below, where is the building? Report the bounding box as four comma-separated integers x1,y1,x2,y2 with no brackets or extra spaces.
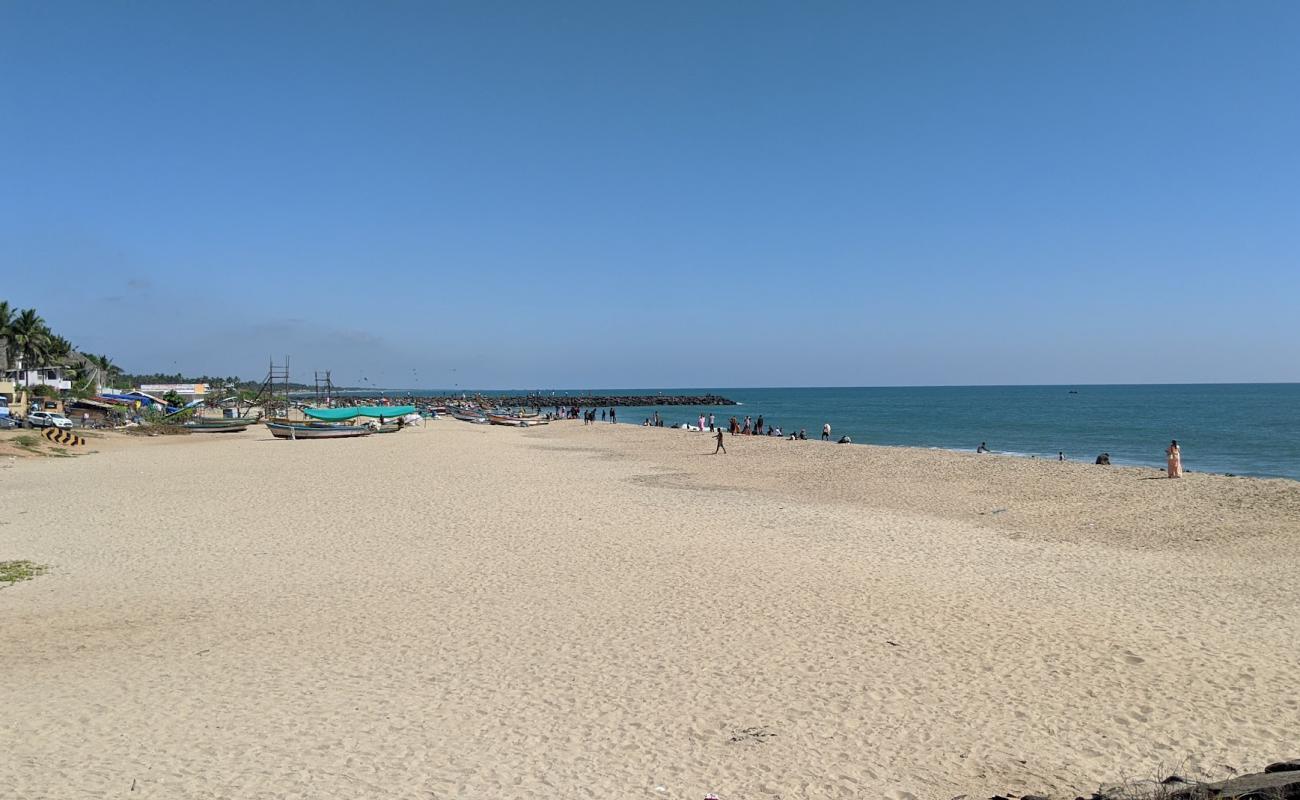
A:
0,365,74,392
139,383,209,397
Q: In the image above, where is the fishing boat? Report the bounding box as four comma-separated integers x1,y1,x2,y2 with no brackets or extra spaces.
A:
487,413,549,427
450,406,490,423
184,417,256,433
265,421,372,439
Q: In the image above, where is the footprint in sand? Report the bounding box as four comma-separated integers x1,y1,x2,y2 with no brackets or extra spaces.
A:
1114,648,1145,665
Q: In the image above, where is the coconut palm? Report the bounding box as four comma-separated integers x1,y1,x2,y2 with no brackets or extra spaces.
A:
47,334,75,363
82,353,122,392
0,301,14,369
8,308,52,389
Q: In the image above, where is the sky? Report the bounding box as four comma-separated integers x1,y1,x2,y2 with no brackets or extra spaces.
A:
2,1,1298,389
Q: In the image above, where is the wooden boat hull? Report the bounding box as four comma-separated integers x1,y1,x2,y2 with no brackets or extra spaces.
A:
452,412,489,424
184,422,250,433
487,414,548,427
265,422,371,439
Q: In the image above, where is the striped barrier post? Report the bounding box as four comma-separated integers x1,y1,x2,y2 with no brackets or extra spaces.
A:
41,427,86,447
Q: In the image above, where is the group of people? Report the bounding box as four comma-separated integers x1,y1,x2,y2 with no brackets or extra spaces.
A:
973,440,1185,478
578,407,618,425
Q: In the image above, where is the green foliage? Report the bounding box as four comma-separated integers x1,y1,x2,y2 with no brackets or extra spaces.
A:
30,384,56,398
0,301,119,393
0,560,48,586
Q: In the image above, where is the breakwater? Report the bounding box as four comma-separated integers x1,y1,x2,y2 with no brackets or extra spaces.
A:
330,393,737,408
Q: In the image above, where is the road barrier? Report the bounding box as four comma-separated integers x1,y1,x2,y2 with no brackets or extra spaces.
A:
41,427,86,447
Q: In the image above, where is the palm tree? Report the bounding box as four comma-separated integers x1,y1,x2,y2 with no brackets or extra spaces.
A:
83,353,122,392
48,334,75,364
0,300,14,370
9,308,52,391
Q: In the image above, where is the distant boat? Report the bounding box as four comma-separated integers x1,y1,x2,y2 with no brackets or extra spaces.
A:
265,421,372,439
449,406,490,423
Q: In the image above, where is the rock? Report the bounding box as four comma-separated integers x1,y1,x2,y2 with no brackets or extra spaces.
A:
1267,761,1300,774
1162,775,1188,784
1022,795,1049,800
1170,769,1300,799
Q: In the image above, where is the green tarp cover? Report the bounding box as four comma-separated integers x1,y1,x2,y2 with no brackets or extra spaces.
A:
302,405,417,421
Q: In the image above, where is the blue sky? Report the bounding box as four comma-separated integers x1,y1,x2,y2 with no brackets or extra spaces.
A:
3,1,1297,388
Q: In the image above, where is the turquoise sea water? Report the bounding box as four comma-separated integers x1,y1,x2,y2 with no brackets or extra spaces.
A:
389,385,1300,481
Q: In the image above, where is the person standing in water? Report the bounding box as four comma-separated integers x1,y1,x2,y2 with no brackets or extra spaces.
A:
714,427,726,454
1166,440,1183,478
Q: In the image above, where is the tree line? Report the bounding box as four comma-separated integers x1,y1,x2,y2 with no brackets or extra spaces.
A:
0,300,121,394
1,301,315,396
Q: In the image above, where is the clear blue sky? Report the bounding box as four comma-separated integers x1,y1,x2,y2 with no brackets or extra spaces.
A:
3,1,1297,389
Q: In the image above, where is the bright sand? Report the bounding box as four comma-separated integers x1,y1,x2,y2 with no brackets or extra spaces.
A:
2,422,1298,799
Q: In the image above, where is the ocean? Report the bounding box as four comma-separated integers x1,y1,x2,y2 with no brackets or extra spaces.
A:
382,384,1300,481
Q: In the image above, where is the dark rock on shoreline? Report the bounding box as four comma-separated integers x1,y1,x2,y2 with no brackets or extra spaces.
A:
989,757,1300,800
1169,768,1300,799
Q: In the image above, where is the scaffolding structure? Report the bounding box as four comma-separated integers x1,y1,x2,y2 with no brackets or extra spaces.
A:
313,370,334,407
243,356,292,419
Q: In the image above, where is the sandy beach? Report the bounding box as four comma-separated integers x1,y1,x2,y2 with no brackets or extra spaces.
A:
2,421,1298,799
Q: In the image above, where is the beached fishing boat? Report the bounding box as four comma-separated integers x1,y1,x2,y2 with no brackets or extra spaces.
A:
183,418,255,433
450,407,490,423
265,421,372,439
486,413,549,427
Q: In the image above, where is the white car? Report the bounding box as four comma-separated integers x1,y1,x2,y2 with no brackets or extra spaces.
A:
26,411,74,430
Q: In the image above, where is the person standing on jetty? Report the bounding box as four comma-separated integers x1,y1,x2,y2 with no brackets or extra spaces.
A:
822,422,832,441
714,427,726,454
1166,440,1183,478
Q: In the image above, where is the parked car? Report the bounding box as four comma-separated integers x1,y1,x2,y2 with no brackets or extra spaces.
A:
25,411,74,430
0,416,21,429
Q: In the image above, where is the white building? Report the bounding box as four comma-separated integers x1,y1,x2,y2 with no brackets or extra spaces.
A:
1,365,73,392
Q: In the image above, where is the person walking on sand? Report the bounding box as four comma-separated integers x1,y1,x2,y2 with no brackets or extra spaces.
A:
1166,439,1183,478
822,422,831,441
714,427,726,454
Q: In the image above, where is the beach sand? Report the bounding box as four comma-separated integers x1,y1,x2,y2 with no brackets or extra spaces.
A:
2,422,1297,799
